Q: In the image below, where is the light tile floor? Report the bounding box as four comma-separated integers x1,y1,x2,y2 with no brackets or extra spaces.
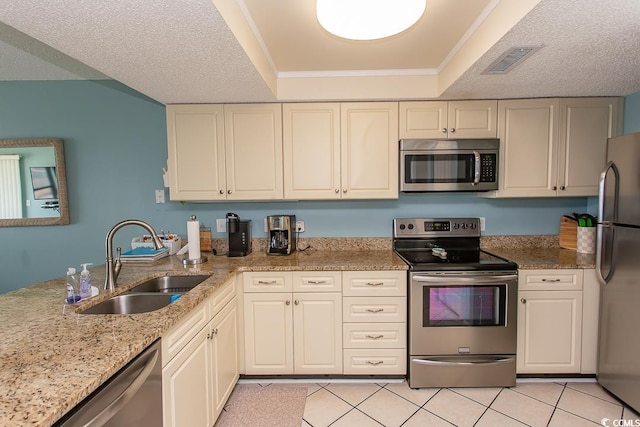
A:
293,380,640,427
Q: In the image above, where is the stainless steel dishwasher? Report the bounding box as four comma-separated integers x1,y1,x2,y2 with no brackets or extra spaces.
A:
54,339,162,427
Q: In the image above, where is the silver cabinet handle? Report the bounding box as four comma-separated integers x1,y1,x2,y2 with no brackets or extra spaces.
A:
552,186,557,190
334,189,339,193
560,185,565,190
441,128,447,133
207,328,218,339
366,282,384,287
449,128,456,133
365,360,383,366
307,280,327,284
343,189,347,193
541,278,560,282
366,334,384,340
520,298,527,304
257,280,277,285
286,300,291,305
219,190,224,194
227,190,232,194
294,300,299,305
366,308,384,313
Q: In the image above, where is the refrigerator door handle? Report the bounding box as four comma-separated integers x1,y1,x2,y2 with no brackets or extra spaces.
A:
596,161,619,286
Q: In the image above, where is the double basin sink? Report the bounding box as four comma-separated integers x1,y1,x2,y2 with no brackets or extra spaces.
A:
80,275,211,315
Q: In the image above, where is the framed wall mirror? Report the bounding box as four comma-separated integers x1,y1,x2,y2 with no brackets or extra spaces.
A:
0,138,70,226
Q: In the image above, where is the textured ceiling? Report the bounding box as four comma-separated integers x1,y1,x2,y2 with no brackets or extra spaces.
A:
0,0,639,104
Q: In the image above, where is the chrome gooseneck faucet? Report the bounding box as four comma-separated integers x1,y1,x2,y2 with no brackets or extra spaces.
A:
104,219,164,291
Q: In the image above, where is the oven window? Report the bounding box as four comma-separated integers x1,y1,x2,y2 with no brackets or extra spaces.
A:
423,285,506,327
405,154,474,183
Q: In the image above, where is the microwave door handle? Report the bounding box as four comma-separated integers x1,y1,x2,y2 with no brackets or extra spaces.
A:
472,151,481,186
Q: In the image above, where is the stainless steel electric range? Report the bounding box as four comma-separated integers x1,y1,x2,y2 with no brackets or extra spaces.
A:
393,217,518,388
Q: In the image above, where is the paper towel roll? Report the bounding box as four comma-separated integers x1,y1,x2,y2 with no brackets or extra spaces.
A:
187,219,201,260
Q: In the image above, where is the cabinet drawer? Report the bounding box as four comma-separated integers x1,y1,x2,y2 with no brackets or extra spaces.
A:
343,349,406,375
342,271,406,297
343,297,406,323
209,276,237,316
243,272,292,292
292,271,342,292
162,301,208,366
519,269,583,291
343,323,406,349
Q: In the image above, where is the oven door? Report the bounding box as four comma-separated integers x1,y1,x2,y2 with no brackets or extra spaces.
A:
409,271,518,356
400,150,498,192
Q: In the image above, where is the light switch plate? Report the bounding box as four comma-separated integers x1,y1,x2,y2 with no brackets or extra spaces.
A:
216,218,226,233
155,189,165,204
480,217,486,231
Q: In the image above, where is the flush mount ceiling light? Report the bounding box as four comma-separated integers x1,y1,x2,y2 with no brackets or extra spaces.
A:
317,0,426,41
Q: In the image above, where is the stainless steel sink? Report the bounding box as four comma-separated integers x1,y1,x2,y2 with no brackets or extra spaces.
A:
80,293,181,315
127,275,211,293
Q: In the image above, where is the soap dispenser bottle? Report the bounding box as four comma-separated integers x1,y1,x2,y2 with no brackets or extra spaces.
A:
79,263,93,300
65,268,80,304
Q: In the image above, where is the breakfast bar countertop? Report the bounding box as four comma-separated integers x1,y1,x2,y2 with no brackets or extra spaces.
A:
0,246,406,427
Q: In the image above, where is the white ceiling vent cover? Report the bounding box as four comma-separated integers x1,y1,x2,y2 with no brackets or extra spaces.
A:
482,46,543,74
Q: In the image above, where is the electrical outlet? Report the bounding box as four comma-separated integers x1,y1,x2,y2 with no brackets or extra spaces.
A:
264,218,268,233
479,217,486,231
155,189,165,204
216,218,226,233
296,220,305,233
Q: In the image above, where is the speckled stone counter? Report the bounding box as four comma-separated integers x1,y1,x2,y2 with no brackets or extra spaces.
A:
481,235,596,269
0,244,406,427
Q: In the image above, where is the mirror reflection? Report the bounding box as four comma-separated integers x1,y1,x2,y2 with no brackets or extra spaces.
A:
0,138,69,226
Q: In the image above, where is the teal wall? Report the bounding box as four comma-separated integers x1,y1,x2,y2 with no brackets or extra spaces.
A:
2,80,622,293
624,92,640,133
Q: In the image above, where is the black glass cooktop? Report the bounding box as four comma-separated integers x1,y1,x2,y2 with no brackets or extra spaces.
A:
393,238,517,271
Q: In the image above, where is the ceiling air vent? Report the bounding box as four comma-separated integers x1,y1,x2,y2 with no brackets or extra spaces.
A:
482,46,543,74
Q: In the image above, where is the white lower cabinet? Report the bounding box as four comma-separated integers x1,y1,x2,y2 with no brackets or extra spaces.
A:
342,271,407,375
162,278,239,427
517,269,599,374
243,271,342,375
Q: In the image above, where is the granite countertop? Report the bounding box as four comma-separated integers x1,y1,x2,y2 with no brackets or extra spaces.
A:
0,246,406,427
481,235,596,269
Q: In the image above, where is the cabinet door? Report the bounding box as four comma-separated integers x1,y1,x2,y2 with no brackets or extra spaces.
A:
558,97,622,196
495,99,560,197
283,103,341,199
341,102,399,199
166,104,226,201
293,292,342,374
517,290,583,374
581,269,600,374
163,326,212,427
399,101,447,139
210,299,239,419
224,104,283,200
243,293,293,374
447,100,497,138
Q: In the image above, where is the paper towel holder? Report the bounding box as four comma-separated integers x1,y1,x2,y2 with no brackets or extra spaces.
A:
183,215,208,265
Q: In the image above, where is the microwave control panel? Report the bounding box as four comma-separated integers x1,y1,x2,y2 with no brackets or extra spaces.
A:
479,154,497,182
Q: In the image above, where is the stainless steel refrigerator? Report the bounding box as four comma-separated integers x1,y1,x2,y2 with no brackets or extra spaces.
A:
596,131,640,412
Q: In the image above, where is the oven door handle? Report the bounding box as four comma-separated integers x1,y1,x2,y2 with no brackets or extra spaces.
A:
412,357,513,367
412,274,517,284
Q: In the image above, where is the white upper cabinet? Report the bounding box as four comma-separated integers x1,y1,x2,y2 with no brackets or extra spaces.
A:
167,103,283,201
484,97,622,198
399,100,497,139
167,104,226,201
283,102,398,200
224,103,283,200
282,103,341,199
340,102,399,199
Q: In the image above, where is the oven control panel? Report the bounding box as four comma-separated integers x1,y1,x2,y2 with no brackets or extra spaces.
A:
393,218,480,238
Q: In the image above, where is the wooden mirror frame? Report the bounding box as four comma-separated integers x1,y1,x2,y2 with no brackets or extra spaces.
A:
0,138,70,227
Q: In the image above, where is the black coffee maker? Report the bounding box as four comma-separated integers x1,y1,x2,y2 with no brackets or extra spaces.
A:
226,212,252,257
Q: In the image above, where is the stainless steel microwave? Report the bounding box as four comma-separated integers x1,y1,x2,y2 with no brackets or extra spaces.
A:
400,138,500,192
